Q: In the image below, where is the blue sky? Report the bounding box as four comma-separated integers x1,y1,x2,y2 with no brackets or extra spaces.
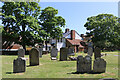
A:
0,2,118,34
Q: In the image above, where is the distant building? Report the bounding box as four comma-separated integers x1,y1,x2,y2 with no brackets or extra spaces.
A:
50,28,84,52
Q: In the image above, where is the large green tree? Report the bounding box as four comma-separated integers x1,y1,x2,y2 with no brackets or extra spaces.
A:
84,14,120,50
2,2,43,50
39,7,65,50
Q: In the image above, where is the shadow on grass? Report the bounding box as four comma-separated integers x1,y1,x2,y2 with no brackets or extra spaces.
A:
27,65,39,67
6,72,13,74
67,71,104,74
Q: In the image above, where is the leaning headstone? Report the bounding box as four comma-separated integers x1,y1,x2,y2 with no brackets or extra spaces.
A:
38,48,43,58
94,47,101,59
84,55,92,73
88,47,93,56
29,48,39,66
77,55,85,73
50,47,58,60
93,58,106,73
60,47,68,61
13,57,26,73
18,49,25,58
68,48,75,56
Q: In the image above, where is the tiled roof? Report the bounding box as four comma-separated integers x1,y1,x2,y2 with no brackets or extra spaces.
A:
66,39,84,48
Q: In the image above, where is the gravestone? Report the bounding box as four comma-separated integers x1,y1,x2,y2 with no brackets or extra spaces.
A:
50,47,58,60
88,47,93,56
68,48,75,56
13,57,26,73
38,48,43,58
93,58,106,73
18,49,25,58
94,47,101,59
60,47,68,61
87,42,93,56
29,48,39,66
84,55,92,73
77,55,85,73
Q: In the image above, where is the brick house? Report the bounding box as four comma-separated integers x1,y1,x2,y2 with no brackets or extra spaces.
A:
50,28,84,52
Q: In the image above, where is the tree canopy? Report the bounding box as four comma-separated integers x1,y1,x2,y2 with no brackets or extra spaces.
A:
39,6,65,50
84,14,120,49
2,2,42,50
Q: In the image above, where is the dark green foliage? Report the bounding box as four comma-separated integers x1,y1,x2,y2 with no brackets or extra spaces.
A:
2,2,42,50
84,14,120,50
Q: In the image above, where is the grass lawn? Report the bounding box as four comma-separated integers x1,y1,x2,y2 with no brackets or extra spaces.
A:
1,51,119,79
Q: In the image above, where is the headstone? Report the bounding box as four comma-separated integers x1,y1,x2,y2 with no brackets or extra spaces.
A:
51,47,58,60
77,55,92,73
38,48,43,58
68,48,75,56
13,57,26,73
88,47,93,56
77,55,85,73
94,47,101,59
60,47,68,61
84,55,92,73
87,42,93,56
93,58,106,73
18,49,25,58
29,48,39,66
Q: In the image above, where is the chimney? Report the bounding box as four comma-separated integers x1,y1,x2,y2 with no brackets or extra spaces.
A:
65,28,69,33
71,30,75,40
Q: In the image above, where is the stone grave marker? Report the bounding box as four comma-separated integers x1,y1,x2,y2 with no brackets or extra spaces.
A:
13,57,26,73
88,47,93,56
38,48,43,58
84,55,92,73
68,48,75,56
77,55,85,73
29,48,39,66
94,47,101,59
18,49,25,58
51,47,58,60
60,47,68,61
93,58,106,73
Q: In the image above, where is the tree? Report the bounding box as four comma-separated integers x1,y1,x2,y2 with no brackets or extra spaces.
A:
2,2,43,50
39,7,65,50
84,14,120,49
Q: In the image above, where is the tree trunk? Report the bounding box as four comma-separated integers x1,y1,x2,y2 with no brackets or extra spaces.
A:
22,26,26,51
45,36,47,51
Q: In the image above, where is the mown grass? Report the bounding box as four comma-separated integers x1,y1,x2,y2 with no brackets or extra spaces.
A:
1,51,119,79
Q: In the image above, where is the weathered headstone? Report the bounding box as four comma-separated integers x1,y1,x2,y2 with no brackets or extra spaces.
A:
93,58,106,73
38,48,43,58
88,47,93,56
87,42,93,56
77,55,92,73
13,57,26,73
77,55,85,73
84,55,92,73
94,47,101,59
68,48,75,56
29,48,39,66
18,49,25,58
60,47,68,61
51,47,58,60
